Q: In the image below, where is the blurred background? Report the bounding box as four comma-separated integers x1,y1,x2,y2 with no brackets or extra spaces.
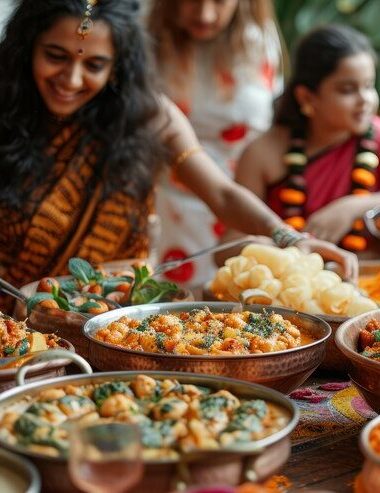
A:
274,0,380,90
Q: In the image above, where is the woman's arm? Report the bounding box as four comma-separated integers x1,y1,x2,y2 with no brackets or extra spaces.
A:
158,96,283,236
156,96,359,280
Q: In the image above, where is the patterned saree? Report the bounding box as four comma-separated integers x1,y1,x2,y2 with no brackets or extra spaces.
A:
0,124,152,309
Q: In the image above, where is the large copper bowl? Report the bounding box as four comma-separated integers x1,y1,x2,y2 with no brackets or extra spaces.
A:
0,369,299,493
14,276,193,359
335,309,380,412
83,302,331,394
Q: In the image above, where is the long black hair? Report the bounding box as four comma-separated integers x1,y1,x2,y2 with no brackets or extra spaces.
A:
0,0,163,208
275,24,377,131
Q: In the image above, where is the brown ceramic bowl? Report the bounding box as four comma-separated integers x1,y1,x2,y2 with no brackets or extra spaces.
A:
0,369,299,493
84,302,331,394
14,275,193,359
335,309,380,412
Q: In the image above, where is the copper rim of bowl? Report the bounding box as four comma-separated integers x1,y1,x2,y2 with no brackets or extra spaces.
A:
0,370,300,463
360,415,380,463
335,309,380,369
83,302,332,360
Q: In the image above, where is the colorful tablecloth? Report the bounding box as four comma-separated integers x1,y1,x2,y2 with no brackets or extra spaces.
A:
290,378,377,452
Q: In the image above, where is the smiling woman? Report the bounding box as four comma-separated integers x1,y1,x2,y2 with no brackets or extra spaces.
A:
0,1,358,314
32,17,115,118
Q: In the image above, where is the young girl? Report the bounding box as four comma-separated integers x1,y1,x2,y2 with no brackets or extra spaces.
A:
148,0,284,285
233,24,380,260
0,1,356,312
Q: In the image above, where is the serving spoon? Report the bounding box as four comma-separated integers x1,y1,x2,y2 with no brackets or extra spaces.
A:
153,237,254,276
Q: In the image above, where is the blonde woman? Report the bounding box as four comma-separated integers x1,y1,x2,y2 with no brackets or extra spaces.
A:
148,0,284,286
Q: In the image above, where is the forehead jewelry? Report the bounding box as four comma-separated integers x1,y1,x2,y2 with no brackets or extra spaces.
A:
77,0,98,40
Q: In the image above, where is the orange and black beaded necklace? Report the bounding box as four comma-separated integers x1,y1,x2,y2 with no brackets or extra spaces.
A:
279,124,379,252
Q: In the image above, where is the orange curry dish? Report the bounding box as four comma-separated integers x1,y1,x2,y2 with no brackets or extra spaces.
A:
95,307,313,356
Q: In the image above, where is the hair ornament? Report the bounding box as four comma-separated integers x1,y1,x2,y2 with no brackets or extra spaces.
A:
77,0,98,39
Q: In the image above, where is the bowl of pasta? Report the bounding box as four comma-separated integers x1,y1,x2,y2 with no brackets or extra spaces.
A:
204,244,378,373
0,368,298,493
335,309,380,412
83,301,331,394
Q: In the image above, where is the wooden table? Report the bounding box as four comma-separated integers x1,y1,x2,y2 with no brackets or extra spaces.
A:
283,434,362,492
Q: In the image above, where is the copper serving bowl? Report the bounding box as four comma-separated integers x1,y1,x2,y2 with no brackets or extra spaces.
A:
0,367,299,493
335,309,380,412
83,302,331,394
0,337,75,393
14,277,193,359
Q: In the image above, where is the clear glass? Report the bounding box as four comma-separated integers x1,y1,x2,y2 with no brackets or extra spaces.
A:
68,422,143,493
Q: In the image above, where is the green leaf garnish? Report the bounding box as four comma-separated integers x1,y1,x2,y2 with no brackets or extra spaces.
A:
27,293,55,314
68,258,98,284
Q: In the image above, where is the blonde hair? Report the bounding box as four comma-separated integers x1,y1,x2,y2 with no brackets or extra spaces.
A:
148,0,277,71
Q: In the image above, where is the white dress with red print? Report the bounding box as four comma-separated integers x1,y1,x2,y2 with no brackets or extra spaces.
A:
156,21,283,287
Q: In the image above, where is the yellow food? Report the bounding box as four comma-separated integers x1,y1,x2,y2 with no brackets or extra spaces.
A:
211,245,378,317
95,307,313,355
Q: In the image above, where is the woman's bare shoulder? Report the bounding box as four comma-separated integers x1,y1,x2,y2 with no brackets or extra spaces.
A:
239,125,289,167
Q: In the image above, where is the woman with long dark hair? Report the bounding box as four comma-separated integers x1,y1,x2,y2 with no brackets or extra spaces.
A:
232,24,380,260
0,1,357,312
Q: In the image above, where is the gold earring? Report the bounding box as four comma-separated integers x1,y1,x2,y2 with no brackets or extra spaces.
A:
301,103,314,118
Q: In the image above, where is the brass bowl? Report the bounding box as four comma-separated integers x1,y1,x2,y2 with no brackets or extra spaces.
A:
0,370,299,493
0,337,74,393
14,276,193,359
83,302,331,394
358,415,380,492
335,309,380,412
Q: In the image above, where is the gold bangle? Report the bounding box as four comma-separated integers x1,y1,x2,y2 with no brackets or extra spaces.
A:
172,146,203,173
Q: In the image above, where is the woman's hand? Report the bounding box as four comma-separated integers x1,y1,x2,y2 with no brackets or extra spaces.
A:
296,237,359,283
304,197,356,243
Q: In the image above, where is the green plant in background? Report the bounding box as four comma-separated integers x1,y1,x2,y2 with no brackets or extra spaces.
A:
274,0,380,92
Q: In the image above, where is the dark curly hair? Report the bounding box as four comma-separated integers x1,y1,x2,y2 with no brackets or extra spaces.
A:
275,24,377,131
0,0,164,208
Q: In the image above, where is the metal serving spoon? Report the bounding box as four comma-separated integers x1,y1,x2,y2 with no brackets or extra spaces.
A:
153,237,254,276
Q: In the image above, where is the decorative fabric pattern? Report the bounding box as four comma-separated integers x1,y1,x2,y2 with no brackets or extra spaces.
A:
279,124,379,252
0,125,151,311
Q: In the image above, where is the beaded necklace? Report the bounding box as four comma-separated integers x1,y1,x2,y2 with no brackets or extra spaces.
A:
279,124,379,252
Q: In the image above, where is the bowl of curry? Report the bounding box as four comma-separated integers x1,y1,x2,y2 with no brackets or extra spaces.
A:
83,302,331,393
0,370,298,493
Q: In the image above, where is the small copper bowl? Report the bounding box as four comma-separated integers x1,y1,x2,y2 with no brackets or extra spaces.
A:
84,302,331,394
335,309,380,412
358,415,380,492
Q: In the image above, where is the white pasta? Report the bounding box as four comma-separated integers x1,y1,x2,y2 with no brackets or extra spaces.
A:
319,283,355,315
345,295,377,316
211,244,376,317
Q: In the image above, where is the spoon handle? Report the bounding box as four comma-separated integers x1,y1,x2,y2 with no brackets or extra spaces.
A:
0,277,27,303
